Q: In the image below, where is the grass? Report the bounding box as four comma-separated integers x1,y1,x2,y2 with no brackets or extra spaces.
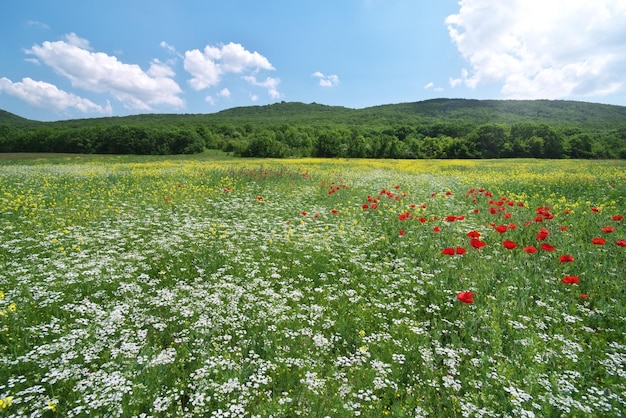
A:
0,155,625,417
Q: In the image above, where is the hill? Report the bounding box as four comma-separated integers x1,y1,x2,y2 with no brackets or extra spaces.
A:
1,99,625,159
2,98,626,130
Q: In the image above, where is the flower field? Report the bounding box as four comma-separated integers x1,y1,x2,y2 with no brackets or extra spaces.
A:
0,156,625,417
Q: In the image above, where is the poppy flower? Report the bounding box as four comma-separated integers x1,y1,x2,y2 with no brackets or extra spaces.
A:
257,196,263,201
540,243,556,251
559,254,575,263
536,228,550,241
601,226,616,233
467,230,481,238
560,226,568,231
441,248,455,255
433,226,441,232
301,211,307,216
362,204,369,210
562,275,580,284
591,207,600,212
612,215,624,221
616,240,626,247
502,240,518,250
494,225,508,234
331,209,338,215
523,246,538,254
580,294,589,299
398,212,411,221
591,237,606,245
457,291,475,304
470,238,486,249
398,230,406,236
418,217,427,223
455,247,467,255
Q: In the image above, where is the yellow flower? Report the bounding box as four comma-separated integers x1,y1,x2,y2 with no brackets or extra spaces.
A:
7,303,16,312
47,401,57,412
0,291,4,301
0,396,13,409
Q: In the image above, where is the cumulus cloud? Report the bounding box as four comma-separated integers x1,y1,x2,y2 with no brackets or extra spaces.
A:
312,71,340,87
26,33,184,110
243,75,281,99
184,42,276,92
424,82,444,92
0,77,112,114
445,0,626,99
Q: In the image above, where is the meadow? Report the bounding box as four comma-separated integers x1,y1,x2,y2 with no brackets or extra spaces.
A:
0,154,625,417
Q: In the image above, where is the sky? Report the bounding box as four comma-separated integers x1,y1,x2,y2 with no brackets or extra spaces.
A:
1,0,626,122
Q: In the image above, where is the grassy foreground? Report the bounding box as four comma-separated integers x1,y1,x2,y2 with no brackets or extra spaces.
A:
0,156,625,417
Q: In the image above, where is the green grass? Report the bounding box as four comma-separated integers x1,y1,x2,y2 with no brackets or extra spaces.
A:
0,156,625,417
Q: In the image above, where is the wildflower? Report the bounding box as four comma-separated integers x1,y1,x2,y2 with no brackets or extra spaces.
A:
398,212,411,221
536,228,550,241
494,225,508,234
470,238,486,249
562,275,580,284
256,196,263,201
591,237,606,245
455,247,467,255
457,291,475,304
601,226,616,233
502,240,518,250
442,248,456,255
581,294,589,299
467,230,481,238
331,209,338,214
616,239,626,247
591,207,600,212
559,254,575,263
560,226,568,231
611,215,623,221
398,230,405,236
523,246,538,254
301,211,307,216
540,243,556,251
433,226,441,232
0,396,13,409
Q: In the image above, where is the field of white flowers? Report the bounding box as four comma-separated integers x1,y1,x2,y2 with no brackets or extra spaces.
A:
0,156,625,417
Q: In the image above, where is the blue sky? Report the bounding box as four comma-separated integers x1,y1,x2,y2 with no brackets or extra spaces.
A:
1,0,625,121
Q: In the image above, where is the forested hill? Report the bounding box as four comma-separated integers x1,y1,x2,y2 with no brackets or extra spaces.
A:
1,99,626,158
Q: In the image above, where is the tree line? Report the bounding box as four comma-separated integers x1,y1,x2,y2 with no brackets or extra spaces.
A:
1,120,625,159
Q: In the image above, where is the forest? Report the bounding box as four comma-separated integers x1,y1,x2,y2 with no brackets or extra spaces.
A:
1,99,625,159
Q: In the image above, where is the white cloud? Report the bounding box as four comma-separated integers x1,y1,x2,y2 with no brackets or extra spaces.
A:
26,34,184,110
424,82,444,92
243,75,281,99
446,0,626,99
0,77,112,114
184,42,276,92
312,71,340,87
218,88,230,98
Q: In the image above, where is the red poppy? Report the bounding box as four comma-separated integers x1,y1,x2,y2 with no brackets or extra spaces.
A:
164,197,171,202
445,191,452,196
470,238,486,249
591,237,606,245
523,246,538,254
398,212,411,221
362,204,369,210
331,209,338,215
457,291,475,304
494,225,508,234
257,196,263,201
398,230,406,236
612,215,624,221
441,248,455,255
616,240,626,247
591,207,600,212
559,254,575,263
560,226,568,231
580,294,589,299
467,230,481,238
418,217,427,223
314,213,319,218
301,211,307,216
433,226,441,232
455,247,467,255
536,228,550,241
540,243,556,251
502,240,518,250
601,226,616,233
562,275,580,284
508,223,517,229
